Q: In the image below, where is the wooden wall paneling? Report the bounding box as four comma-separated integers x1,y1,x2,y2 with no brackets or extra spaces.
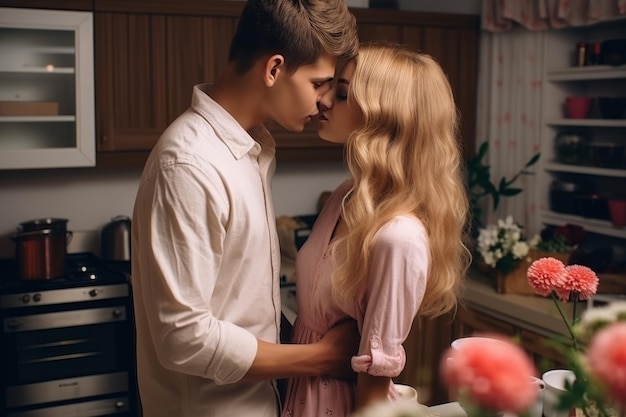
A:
163,14,238,123
358,23,402,44
95,0,244,16
401,25,424,51
405,25,478,160
94,12,114,151
95,12,168,152
456,28,479,159
165,15,207,121
204,17,238,81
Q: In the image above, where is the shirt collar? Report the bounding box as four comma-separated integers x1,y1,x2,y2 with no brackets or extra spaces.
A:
191,83,275,160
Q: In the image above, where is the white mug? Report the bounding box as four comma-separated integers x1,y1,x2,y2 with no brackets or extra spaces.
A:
393,383,418,403
542,369,576,417
529,376,545,417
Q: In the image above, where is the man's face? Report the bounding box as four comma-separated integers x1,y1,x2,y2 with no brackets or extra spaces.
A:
268,53,337,132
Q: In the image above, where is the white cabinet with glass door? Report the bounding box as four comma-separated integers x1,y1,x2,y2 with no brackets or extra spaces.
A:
0,7,94,169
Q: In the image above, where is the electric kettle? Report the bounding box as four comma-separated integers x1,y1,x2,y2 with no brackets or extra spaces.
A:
101,215,131,261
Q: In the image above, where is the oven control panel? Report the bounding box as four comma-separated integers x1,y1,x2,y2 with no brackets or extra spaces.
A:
0,283,129,309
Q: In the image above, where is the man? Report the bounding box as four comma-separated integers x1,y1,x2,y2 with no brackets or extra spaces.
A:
130,1,360,416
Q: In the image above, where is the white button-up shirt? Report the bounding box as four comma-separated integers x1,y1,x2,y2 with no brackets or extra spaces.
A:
131,84,282,417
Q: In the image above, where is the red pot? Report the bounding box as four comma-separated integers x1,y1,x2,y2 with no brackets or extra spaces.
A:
608,199,626,227
12,229,73,280
564,96,592,119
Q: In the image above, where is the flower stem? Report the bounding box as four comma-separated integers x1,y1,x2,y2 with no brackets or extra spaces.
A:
572,292,578,326
550,292,578,350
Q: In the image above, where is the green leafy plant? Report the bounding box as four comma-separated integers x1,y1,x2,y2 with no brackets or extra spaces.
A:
467,141,540,229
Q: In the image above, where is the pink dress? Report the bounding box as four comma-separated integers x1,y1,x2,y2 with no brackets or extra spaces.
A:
281,180,430,417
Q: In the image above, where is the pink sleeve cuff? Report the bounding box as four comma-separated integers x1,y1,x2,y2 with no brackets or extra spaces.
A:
351,336,406,376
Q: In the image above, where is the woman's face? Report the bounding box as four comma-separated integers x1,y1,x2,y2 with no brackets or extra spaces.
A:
317,60,363,144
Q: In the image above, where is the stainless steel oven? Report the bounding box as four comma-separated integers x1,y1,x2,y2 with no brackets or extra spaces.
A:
0,253,137,417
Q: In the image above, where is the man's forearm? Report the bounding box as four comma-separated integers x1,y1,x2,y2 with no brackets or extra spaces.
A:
241,339,331,381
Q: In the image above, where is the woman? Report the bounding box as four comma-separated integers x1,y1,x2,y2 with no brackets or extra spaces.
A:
281,41,471,417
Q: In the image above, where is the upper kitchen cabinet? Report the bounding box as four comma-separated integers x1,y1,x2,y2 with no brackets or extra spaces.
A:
94,1,479,167
0,7,95,170
94,0,241,167
539,21,626,241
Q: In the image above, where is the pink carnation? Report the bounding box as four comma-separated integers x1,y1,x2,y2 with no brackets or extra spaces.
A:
587,323,626,407
554,264,599,301
527,257,566,296
441,336,538,413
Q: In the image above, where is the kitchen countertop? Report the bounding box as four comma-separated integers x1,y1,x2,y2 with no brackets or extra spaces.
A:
280,267,589,338
463,267,588,337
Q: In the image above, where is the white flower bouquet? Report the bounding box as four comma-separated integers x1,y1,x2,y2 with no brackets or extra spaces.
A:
476,215,540,275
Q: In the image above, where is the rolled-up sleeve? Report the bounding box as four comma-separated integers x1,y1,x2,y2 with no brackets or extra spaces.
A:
351,217,429,377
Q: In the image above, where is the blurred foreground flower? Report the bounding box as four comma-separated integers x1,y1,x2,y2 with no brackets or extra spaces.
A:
440,335,538,416
587,322,626,409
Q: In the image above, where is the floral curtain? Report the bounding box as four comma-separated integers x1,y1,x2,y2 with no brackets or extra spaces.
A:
482,0,626,32
476,28,544,236
476,0,626,237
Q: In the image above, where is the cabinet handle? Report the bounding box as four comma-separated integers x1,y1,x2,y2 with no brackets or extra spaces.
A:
102,134,108,143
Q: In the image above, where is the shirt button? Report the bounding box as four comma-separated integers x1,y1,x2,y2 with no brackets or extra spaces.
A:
372,341,379,349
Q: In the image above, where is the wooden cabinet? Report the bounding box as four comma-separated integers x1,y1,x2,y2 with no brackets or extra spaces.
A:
94,1,241,167
454,304,567,376
355,10,480,160
397,313,457,406
93,2,479,167
0,2,479,167
0,0,92,11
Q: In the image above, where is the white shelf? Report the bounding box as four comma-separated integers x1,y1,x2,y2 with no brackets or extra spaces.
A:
0,116,75,122
541,210,626,239
547,65,626,81
0,66,75,74
540,24,626,243
544,162,626,178
547,119,626,128
30,46,75,55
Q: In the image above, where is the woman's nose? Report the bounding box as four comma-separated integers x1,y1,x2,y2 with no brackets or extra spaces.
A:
318,88,334,111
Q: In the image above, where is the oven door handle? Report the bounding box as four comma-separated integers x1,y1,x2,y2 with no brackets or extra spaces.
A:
3,306,127,333
6,318,23,331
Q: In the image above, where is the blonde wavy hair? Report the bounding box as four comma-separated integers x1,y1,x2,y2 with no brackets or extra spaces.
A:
331,41,471,318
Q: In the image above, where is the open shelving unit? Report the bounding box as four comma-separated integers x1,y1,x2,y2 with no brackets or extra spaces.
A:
538,21,626,255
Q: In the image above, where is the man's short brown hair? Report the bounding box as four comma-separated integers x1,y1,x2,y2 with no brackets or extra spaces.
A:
229,0,359,75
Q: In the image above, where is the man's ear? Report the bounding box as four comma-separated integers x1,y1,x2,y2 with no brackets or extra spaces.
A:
263,54,285,87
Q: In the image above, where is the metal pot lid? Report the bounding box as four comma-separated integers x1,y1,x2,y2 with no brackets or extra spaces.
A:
19,218,68,231
12,228,66,240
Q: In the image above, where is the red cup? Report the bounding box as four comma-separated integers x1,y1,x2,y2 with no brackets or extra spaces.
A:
565,96,592,119
608,199,626,227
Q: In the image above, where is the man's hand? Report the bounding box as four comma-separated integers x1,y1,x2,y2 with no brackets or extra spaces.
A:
317,318,360,380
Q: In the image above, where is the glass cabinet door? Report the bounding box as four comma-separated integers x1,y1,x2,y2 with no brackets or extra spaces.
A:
0,8,94,169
